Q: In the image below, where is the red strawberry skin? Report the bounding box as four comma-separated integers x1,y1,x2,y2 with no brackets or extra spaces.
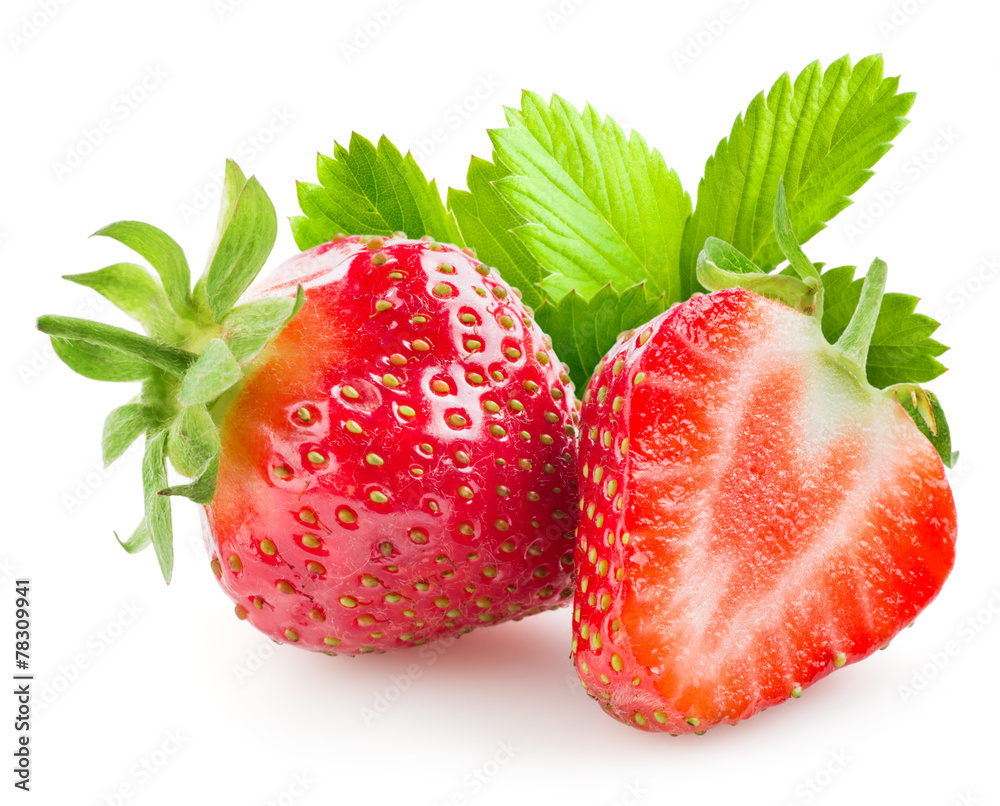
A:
572,288,956,733
205,236,578,654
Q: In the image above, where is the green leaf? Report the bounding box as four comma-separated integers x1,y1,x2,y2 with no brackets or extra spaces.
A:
63,263,174,337
159,456,218,505
167,405,220,478
292,133,464,250
534,283,665,389
891,388,955,468
818,265,947,388
223,285,305,364
490,92,691,303
102,402,147,466
204,176,278,321
177,338,242,406
139,430,173,583
679,54,914,297
49,336,154,382
94,221,193,318
38,315,197,377
448,155,544,310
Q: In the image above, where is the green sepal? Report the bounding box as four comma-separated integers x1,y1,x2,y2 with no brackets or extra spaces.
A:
63,263,174,337
177,339,242,406
39,161,309,584
93,221,193,319
167,405,220,478
697,238,820,314
222,284,305,364
204,176,278,321
835,257,888,369
817,265,947,388
38,315,197,377
887,386,956,468
698,236,764,276
773,180,823,318
159,456,218,505
191,160,248,314
132,430,174,583
116,522,151,554
534,282,665,390
207,160,248,269
102,402,148,466
773,182,821,283
49,336,154,382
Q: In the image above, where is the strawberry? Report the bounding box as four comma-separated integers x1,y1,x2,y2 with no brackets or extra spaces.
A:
38,162,578,655
571,195,957,733
207,234,578,652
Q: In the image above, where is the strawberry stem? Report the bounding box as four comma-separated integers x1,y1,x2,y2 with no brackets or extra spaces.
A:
835,257,887,369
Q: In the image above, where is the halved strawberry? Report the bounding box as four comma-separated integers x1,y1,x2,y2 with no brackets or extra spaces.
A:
572,193,957,733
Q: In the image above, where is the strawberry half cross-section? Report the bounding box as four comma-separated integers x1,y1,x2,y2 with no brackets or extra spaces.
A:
571,186,957,733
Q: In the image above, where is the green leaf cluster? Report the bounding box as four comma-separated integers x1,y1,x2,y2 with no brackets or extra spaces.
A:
293,54,943,396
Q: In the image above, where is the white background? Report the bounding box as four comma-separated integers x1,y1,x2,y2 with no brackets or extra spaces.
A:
2,0,998,804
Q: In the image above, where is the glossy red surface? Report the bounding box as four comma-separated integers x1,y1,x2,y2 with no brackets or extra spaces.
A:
205,236,579,654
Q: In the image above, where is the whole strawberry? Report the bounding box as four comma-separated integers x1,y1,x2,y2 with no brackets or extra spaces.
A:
38,162,578,654
209,234,578,652
571,191,957,733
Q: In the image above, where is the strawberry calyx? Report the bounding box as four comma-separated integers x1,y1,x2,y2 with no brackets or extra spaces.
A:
37,160,303,582
696,179,956,469
696,248,822,315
